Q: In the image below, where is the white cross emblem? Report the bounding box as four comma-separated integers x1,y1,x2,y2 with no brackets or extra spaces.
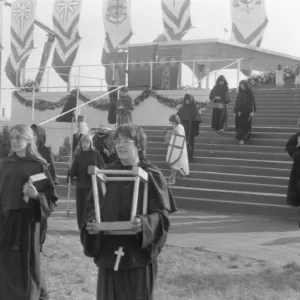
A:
114,246,125,271
55,0,79,23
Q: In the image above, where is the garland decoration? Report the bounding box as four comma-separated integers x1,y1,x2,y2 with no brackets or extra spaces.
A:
14,88,207,112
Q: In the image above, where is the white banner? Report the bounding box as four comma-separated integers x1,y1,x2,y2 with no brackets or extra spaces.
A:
103,0,133,51
52,0,83,83
231,0,268,47
5,0,37,87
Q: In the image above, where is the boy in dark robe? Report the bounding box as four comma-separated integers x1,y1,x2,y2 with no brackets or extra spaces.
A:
177,93,202,162
285,119,300,207
0,124,57,300
81,124,177,300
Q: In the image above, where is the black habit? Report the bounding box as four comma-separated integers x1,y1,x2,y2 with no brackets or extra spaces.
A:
286,132,300,206
209,84,230,131
177,94,201,160
80,159,177,300
234,88,257,141
69,149,104,229
0,155,57,300
108,86,118,125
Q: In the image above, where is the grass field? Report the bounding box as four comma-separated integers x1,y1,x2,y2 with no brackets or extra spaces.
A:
42,230,300,300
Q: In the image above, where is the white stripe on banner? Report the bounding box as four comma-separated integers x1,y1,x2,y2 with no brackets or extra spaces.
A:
230,0,268,47
158,0,191,41
5,0,37,87
52,0,83,81
102,0,133,51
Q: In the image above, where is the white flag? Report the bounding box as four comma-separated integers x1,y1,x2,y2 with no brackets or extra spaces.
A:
231,0,268,47
103,0,133,51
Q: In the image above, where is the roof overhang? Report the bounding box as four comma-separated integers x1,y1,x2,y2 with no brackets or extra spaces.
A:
122,39,300,72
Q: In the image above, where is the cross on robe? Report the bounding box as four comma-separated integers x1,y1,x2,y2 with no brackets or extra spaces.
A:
114,246,125,271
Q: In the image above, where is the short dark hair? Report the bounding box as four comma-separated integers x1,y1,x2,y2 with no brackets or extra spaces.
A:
216,75,228,86
113,124,147,157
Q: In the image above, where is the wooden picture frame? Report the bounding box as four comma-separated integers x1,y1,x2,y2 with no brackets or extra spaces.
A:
88,166,149,235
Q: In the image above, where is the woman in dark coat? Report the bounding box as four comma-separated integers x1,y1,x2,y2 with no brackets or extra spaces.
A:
177,93,202,162
209,75,230,133
234,80,257,145
69,134,104,229
285,119,300,207
116,86,134,126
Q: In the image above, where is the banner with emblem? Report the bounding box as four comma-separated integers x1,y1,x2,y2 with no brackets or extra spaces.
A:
5,0,38,87
103,0,133,51
52,0,83,83
230,0,268,47
102,0,133,85
154,0,192,42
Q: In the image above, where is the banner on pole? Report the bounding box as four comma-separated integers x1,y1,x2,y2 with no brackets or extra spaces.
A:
101,0,133,85
52,0,83,83
5,0,38,87
230,0,268,47
153,0,192,42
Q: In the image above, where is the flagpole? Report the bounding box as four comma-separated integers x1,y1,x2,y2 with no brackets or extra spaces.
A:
0,1,3,107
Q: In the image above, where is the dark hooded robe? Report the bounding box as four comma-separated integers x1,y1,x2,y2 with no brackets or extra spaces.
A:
108,86,118,125
116,94,134,126
80,159,177,300
234,83,257,142
209,84,230,131
177,94,201,160
0,154,58,300
69,149,105,229
285,132,300,206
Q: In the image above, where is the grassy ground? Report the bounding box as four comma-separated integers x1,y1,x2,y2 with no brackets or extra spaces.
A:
42,231,300,300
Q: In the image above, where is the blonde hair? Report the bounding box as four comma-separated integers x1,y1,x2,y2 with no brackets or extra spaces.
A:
74,134,94,156
9,124,47,165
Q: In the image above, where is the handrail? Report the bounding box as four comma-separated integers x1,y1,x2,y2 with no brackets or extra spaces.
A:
38,87,122,126
19,58,244,71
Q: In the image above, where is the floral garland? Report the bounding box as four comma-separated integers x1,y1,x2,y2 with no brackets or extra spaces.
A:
14,88,207,112
248,66,296,86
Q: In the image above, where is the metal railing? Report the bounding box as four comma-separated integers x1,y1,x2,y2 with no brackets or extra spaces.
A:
17,58,243,92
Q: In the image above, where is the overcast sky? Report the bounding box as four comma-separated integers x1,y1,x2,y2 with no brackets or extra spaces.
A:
1,0,300,107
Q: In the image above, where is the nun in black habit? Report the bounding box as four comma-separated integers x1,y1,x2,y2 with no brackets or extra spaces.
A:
177,93,202,162
285,121,300,207
209,75,230,133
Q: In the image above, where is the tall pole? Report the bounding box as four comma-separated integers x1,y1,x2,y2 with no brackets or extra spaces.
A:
0,2,3,107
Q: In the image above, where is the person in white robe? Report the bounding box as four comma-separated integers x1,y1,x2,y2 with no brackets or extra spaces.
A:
166,114,189,185
275,64,284,88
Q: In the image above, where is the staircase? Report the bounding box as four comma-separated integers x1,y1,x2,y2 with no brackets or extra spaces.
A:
54,87,300,218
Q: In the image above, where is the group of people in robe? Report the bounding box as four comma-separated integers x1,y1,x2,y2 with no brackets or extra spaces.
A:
210,75,257,145
0,117,177,299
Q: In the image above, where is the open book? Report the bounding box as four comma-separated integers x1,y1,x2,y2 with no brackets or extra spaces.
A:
23,173,49,203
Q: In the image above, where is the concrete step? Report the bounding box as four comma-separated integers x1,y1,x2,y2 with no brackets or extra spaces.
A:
148,147,290,162
146,154,291,169
148,135,287,147
149,141,286,154
152,161,291,177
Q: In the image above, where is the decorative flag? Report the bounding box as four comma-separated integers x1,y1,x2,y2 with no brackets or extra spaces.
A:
153,0,192,42
5,0,38,87
102,0,133,52
230,0,268,47
101,0,133,85
52,0,83,83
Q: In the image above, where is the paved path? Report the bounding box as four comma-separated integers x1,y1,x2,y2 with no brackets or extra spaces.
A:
50,209,300,265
